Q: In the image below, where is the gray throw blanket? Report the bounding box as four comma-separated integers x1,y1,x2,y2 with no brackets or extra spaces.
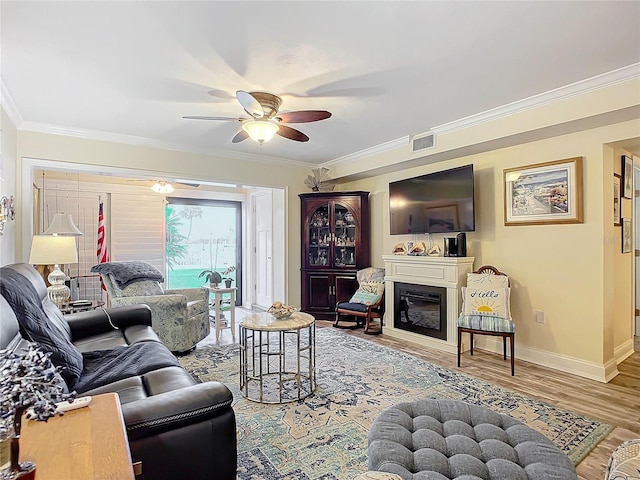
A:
74,342,180,394
0,267,84,389
90,261,164,288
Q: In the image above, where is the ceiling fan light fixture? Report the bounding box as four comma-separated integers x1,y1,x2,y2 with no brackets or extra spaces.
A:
242,120,279,144
151,181,174,194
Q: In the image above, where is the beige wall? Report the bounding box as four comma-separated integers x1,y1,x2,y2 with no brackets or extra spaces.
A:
0,106,18,265
15,131,311,304
340,119,638,380
10,77,640,381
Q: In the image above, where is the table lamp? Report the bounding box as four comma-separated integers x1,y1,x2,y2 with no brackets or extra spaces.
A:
29,235,78,307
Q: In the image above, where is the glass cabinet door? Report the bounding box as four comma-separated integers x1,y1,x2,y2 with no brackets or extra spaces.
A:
333,203,357,267
307,203,331,266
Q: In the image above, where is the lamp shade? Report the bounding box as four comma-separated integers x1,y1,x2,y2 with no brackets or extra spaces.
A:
242,120,279,144
29,235,78,265
43,213,83,235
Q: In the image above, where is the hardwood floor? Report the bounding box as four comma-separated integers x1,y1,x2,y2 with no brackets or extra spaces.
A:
211,312,640,479
335,322,640,480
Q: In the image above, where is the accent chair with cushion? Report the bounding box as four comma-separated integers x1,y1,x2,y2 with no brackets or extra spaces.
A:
335,267,385,334
456,265,516,375
93,261,210,353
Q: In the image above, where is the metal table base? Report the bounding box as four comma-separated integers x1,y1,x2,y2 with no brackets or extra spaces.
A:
239,312,316,404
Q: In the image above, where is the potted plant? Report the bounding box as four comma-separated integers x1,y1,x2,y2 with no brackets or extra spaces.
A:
198,270,222,287
222,266,236,288
0,344,76,479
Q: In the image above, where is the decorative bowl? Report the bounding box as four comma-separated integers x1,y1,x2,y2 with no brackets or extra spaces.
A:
268,303,296,319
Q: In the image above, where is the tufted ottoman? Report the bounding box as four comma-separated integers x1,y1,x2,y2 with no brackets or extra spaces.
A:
368,399,577,480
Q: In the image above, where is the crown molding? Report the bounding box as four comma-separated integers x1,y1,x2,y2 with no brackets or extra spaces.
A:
17,121,312,168
0,78,24,127
8,64,638,171
323,136,409,168
431,63,640,136
322,65,639,168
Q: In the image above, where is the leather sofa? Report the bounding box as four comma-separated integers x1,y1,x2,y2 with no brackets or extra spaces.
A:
0,263,237,480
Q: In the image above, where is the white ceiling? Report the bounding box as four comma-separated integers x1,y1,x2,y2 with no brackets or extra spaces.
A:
2,1,639,167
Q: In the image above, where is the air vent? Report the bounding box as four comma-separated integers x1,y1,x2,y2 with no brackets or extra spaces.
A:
411,132,435,153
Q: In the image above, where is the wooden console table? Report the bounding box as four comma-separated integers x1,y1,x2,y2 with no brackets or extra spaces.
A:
20,392,135,479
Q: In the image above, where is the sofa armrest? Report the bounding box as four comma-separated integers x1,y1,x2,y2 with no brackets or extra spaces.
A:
121,381,234,441
164,287,208,302
66,305,153,340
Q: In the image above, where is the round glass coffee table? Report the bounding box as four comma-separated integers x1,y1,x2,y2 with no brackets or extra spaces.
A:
239,311,316,404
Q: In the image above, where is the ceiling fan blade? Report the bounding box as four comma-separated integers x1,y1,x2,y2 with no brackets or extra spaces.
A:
183,115,241,121
276,110,332,123
232,130,249,143
236,90,264,118
276,125,309,142
176,181,200,188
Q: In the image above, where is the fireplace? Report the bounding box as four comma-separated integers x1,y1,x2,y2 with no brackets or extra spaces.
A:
382,255,474,354
394,283,447,340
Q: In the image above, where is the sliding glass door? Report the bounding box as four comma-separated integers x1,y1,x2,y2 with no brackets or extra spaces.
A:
165,198,242,305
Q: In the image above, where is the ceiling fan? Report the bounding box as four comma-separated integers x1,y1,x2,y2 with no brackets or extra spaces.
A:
183,90,332,144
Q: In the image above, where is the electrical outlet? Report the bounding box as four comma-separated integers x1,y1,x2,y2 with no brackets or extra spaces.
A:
535,310,545,324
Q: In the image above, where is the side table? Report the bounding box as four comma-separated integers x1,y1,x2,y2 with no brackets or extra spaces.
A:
207,286,237,341
19,392,135,479
239,311,316,404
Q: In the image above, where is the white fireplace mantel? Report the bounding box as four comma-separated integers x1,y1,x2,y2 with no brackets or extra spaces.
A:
382,255,474,354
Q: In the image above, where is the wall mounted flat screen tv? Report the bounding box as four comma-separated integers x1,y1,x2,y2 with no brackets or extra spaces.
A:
389,165,475,235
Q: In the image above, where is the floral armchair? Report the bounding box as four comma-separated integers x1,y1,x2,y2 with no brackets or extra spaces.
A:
101,275,210,353
335,267,385,335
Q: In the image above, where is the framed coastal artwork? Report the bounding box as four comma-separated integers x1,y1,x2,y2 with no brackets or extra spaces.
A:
614,173,622,226
504,157,583,226
622,218,632,253
622,154,633,199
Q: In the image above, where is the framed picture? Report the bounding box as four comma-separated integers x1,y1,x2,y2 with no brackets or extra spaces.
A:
614,173,622,226
622,155,633,199
622,218,632,253
504,157,583,226
425,204,459,232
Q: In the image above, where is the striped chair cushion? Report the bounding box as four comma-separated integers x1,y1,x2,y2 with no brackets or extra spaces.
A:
456,314,516,333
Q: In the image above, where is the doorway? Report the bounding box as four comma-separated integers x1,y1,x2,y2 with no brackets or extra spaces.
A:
635,161,640,336
250,189,286,310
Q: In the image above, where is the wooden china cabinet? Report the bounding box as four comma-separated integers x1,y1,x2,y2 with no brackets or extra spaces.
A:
300,191,370,320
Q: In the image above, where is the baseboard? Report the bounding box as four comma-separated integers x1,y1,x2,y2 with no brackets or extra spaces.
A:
614,338,635,365
476,337,619,383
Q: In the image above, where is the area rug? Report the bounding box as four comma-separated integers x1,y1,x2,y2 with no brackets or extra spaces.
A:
179,328,612,480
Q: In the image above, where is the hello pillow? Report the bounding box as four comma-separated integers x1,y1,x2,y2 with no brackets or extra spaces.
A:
350,282,385,306
462,287,511,319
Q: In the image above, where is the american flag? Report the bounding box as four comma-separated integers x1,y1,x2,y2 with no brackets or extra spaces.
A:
97,201,110,290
